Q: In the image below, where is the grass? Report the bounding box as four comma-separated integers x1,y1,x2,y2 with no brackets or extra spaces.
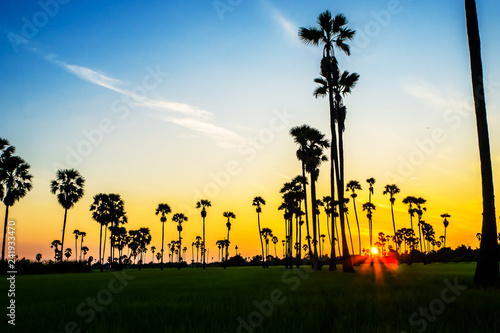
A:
3,262,500,332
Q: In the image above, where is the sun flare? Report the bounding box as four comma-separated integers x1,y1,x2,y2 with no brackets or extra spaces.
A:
371,247,378,255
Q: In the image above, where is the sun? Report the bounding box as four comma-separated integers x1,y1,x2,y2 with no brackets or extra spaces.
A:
371,247,378,255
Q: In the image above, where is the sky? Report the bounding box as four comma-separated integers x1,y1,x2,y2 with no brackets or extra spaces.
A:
0,0,499,262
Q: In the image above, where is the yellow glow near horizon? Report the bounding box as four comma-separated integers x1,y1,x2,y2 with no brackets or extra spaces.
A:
371,247,379,255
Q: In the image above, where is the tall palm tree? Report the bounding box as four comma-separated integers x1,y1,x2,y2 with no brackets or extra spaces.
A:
51,240,62,261
36,253,42,262
132,228,152,270
415,197,427,253
51,169,85,262
272,236,278,258
260,228,273,267
0,142,33,262
196,199,211,269
73,229,80,261
299,11,356,273
346,180,362,256
362,202,376,250
252,196,266,268
150,246,156,263
465,0,499,288
172,213,188,270
223,211,236,263
383,184,401,250
441,214,451,248
155,203,171,270
365,178,376,250
64,248,72,261
402,196,418,231
79,231,86,261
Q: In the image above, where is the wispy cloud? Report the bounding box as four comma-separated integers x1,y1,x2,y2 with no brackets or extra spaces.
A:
22,43,243,147
151,114,245,148
404,81,472,113
261,0,299,44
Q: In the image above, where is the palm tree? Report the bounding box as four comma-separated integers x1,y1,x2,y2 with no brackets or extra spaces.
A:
415,197,427,253
362,202,376,250
465,0,499,288
299,11,356,273
441,214,451,248
155,203,171,270
346,180,362,256
90,194,126,272
73,229,80,261
195,236,202,263
252,196,266,268
132,228,152,270
260,228,273,267
51,240,62,261
172,213,188,270
36,253,42,262
150,246,156,263
272,236,278,258
402,196,418,231
196,199,211,269
216,239,224,263
64,248,72,261
223,211,236,263
0,142,33,262
383,184,401,250
81,246,89,261
365,178,376,250
79,231,86,261
156,252,161,263
50,169,85,262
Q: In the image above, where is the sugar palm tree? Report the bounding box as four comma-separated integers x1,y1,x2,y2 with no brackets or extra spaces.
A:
51,169,85,262
195,236,202,263
73,229,80,261
79,231,86,261
155,203,171,270
36,253,42,262
299,11,356,273
196,199,211,269
441,214,451,248
272,236,278,258
383,184,401,250
51,240,61,261
132,228,152,270
465,0,499,288
150,246,156,263
0,142,33,262
172,213,188,270
362,202,376,250
64,248,72,261
81,246,89,261
402,196,418,231
346,180,362,256
415,197,427,253
365,178,376,250
156,252,161,263
260,228,273,268
252,196,266,268
223,211,236,262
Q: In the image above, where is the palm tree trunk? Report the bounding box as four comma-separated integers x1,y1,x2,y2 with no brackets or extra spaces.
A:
310,176,319,262
75,237,78,262
102,225,108,267
60,208,68,262
161,222,165,270
391,203,397,251
353,199,361,256
318,215,322,259
257,212,265,268
444,227,447,248
418,220,423,252
202,216,206,269
301,163,312,257
345,212,354,258
178,231,181,270
465,0,499,288
1,205,10,262
80,237,83,261
99,224,103,272
335,215,341,258
297,218,302,268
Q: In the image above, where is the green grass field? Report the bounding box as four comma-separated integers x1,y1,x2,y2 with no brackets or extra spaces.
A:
3,262,500,332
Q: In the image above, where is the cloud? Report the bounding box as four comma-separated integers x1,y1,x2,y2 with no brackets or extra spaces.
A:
152,115,245,148
261,0,299,44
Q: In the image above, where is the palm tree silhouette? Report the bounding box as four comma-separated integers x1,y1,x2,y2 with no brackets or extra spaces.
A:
150,246,156,263
172,213,188,270
79,231,86,261
465,0,499,288
299,11,357,273
195,236,202,263
441,214,451,248
155,203,171,270
402,196,418,231
36,253,42,262
50,169,85,262
156,252,161,263
260,228,273,267
51,240,61,261
252,196,266,268
73,229,80,261
346,180,362,256
362,202,376,250
196,199,211,269
272,236,278,258
476,233,481,244
415,197,427,253
383,184,401,251
223,211,236,264
0,139,33,262
216,239,224,263
81,246,89,261
64,248,72,261
366,178,376,251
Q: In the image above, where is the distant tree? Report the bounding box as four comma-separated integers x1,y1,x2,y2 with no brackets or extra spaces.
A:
51,240,62,261
73,229,81,261
155,203,171,270
272,236,278,258
1,139,33,262
366,178,376,250
441,214,451,248
362,202,376,250
223,211,236,266
383,184,401,249
196,199,211,269
36,253,42,262
156,252,161,263
402,196,418,231
79,231,86,261
150,246,156,263
172,213,188,270
51,169,85,262
252,196,266,268
195,236,202,263
260,228,273,268
81,246,89,261
64,248,72,261
346,180,362,256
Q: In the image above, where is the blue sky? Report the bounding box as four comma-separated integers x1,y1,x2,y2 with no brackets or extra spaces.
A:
0,0,499,259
